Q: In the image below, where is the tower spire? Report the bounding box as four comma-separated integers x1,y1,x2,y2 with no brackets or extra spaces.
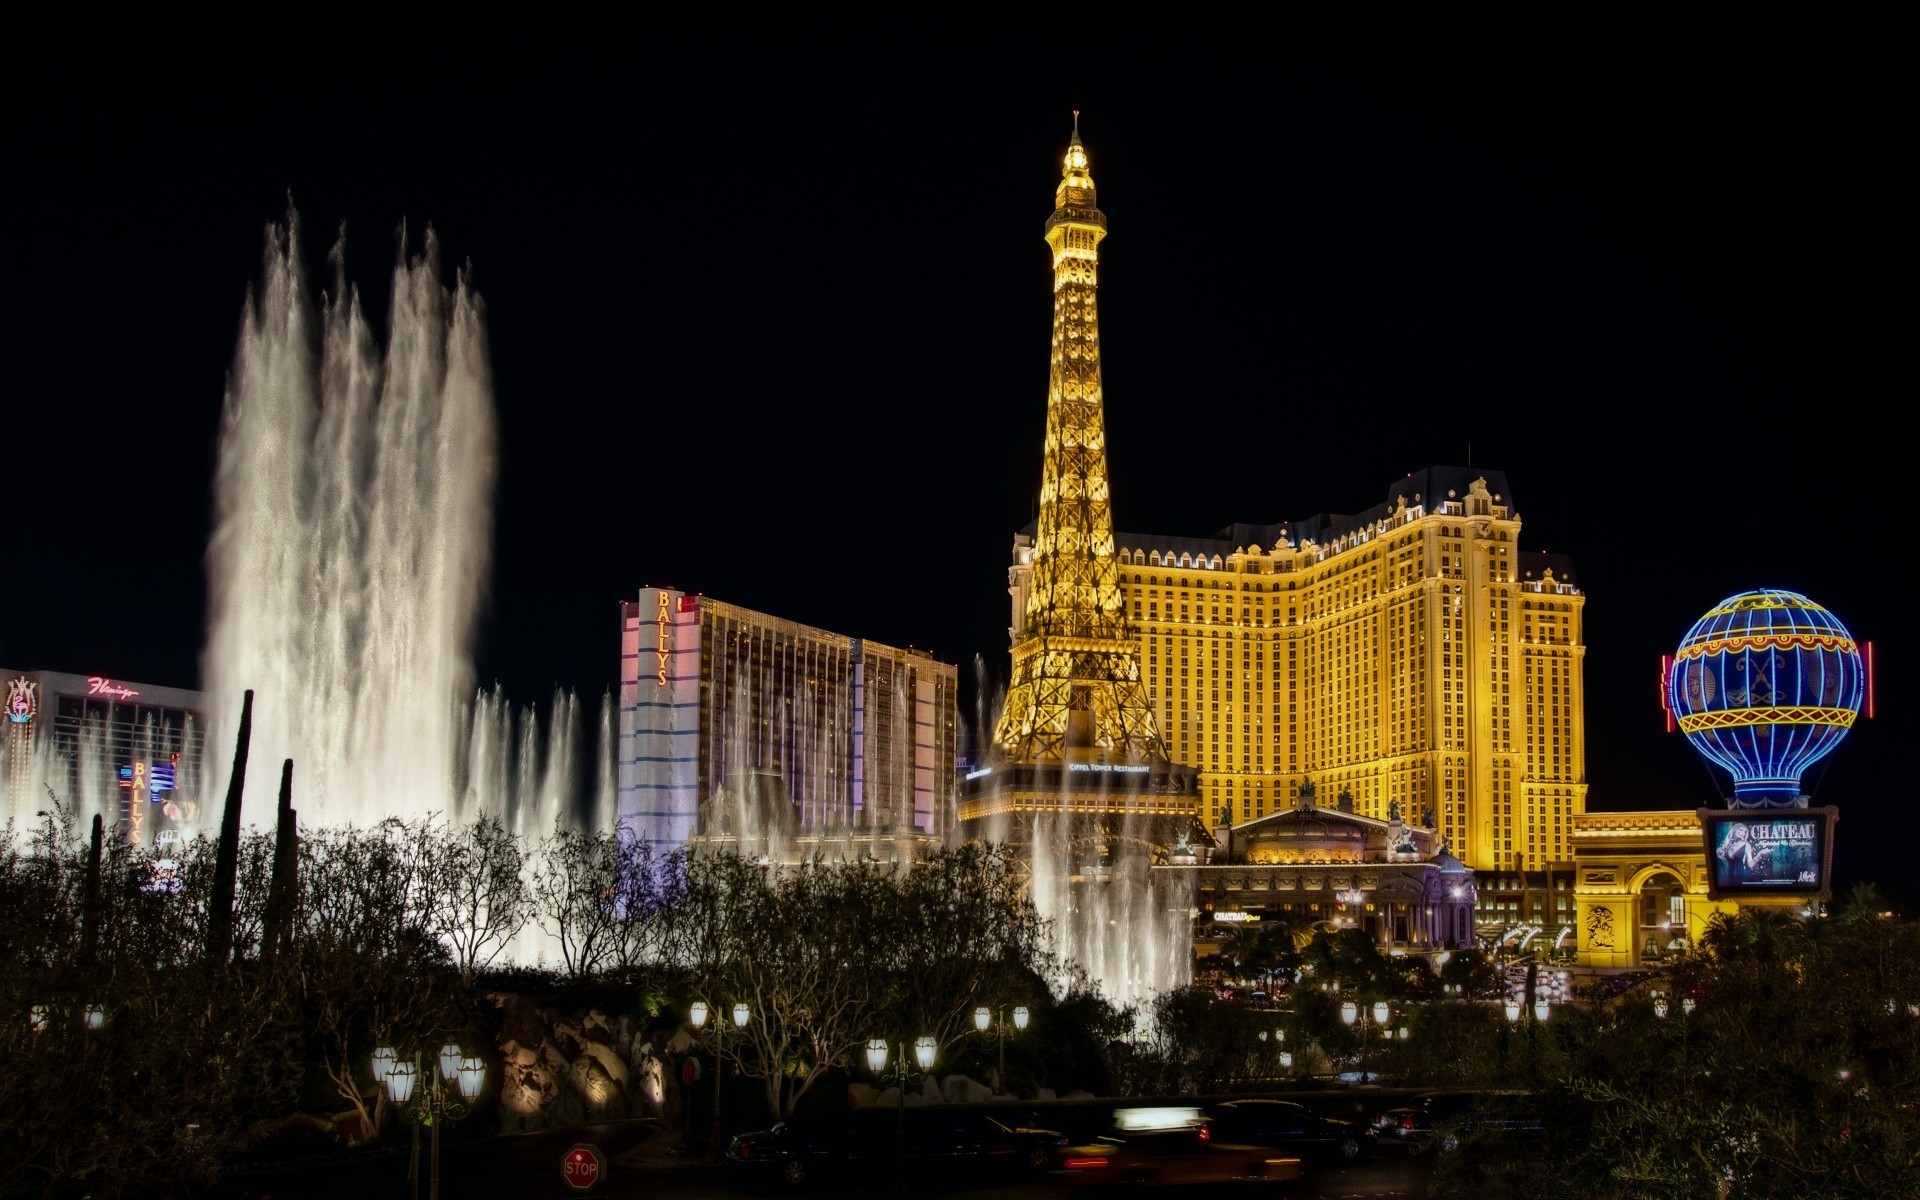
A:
993,123,1166,764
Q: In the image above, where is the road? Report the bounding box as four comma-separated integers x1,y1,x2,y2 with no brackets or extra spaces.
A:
603,1157,1434,1198
212,1127,1440,1199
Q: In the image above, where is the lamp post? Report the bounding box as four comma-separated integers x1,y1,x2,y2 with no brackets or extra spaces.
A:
1340,998,1393,1082
691,999,749,1160
1258,1025,1287,1080
1503,986,1549,1079
973,1004,1030,1092
372,1043,486,1200
868,1034,936,1198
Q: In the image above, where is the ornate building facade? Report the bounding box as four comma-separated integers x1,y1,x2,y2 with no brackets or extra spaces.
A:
1570,809,1740,969
1,667,207,848
1164,781,1479,956
1005,468,1587,872
617,589,957,861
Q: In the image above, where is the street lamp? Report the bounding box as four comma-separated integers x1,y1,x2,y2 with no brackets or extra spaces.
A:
691,999,749,1160
869,1034,937,1198
1340,998,1393,1081
373,1043,485,1200
974,1004,1029,1092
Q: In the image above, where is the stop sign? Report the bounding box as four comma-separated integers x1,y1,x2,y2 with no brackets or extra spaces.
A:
562,1143,605,1191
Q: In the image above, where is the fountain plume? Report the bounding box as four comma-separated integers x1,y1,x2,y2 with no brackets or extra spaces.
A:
202,215,588,846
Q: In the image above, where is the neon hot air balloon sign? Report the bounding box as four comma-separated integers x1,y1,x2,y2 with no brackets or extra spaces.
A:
1665,589,1867,809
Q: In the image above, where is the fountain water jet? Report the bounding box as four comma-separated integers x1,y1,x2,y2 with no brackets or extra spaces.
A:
202,215,602,846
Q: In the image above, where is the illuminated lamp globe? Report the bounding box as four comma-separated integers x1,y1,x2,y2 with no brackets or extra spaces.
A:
1668,590,1865,808
865,1039,889,1073
690,1000,709,1029
914,1036,937,1072
732,1002,750,1028
385,1060,418,1104
1013,1006,1030,1031
975,1006,991,1032
457,1055,486,1101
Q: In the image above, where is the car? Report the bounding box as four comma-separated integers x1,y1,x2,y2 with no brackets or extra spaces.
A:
1051,1105,1306,1190
1208,1098,1376,1164
1372,1089,1544,1156
725,1109,1068,1189
726,1120,834,1189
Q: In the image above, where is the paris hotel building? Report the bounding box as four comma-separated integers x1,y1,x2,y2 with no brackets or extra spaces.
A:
1005,468,1586,872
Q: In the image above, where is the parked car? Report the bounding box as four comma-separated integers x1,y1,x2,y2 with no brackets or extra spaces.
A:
1373,1089,1544,1156
726,1109,1068,1189
1051,1105,1305,1190
1208,1098,1375,1164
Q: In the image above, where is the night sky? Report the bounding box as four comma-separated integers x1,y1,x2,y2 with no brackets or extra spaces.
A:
4,39,1903,900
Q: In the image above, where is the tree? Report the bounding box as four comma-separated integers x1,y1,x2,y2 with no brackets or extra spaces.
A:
421,814,533,983
1215,919,1300,993
288,821,470,1138
531,824,620,981
0,805,299,1197
608,833,683,981
720,859,890,1118
1452,905,1920,1199
876,844,1050,1059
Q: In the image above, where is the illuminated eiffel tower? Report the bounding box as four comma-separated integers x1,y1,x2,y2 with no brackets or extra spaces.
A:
966,117,1198,844
996,115,1166,765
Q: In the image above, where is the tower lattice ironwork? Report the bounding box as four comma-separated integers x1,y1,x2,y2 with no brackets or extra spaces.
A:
994,118,1168,765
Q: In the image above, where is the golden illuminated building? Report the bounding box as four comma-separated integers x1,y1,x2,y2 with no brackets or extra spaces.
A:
1008,469,1588,872
1571,810,1738,968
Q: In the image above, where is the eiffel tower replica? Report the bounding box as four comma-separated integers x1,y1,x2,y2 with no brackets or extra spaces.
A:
962,117,1202,865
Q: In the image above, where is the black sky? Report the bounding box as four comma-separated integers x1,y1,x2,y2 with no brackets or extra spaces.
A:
3,35,1904,899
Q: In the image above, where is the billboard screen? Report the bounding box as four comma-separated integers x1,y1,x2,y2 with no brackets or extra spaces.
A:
1700,807,1837,899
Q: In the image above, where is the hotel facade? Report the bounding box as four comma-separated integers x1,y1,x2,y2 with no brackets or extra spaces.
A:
617,589,958,861
1005,467,1587,873
3,668,208,848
